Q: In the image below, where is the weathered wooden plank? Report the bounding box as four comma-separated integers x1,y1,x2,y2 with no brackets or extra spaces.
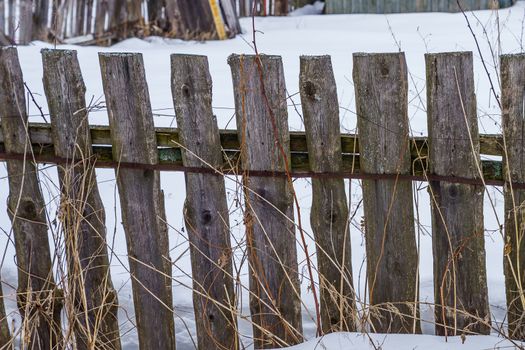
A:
171,54,238,349
86,0,94,34
32,0,48,40
75,0,87,35
0,0,5,35
353,52,420,334
0,279,10,348
229,54,303,348
99,52,175,350
169,0,218,40
18,0,32,43
7,0,13,37
220,0,241,35
501,53,525,341
274,0,288,14
0,47,63,349
0,119,508,180
426,51,490,336
149,0,166,32
300,55,356,333
95,0,109,35
42,49,121,350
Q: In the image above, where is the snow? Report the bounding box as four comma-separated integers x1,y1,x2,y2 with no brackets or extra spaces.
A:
2,1,525,349
270,332,524,350
289,1,325,16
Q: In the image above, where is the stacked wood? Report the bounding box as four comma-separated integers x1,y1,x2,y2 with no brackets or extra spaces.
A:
4,0,241,44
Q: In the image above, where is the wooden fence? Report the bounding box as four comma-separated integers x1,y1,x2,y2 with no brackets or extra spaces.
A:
325,0,517,14
1,46,525,349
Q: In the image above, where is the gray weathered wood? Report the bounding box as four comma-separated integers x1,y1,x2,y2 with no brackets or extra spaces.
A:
0,47,63,349
0,1,4,35
99,52,175,350
42,49,121,350
7,0,13,37
171,54,238,350
426,51,490,336
148,0,165,31
95,0,108,35
274,0,288,15
300,55,356,334
169,0,218,40
501,53,525,340
220,0,241,36
229,54,303,348
0,279,10,348
32,0,48,40
353,52,420,334
18,0,32,43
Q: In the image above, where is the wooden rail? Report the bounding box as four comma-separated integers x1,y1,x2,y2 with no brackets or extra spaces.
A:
0,122,505,180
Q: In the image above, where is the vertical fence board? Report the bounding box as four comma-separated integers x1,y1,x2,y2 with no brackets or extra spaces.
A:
42,49,122,350
99,52,176,350
0,0,4,35
353,52,420,334
299,55,356,334
501,53,525,340
33,0,49,39
170,1,217,40
220,0,241,35
148,0,164,31
0,47,63,348
75,0,86,35
274,0,288,14
0,279,10,348
95,0,108,35
19,0,32,43
426,51,490,336
229,54,303,348
7,0,13,37
171,54,238,349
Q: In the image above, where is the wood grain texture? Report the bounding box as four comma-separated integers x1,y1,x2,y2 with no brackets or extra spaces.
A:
171,54,238,349
0,47,63,349
18,0,32,43
501,53,525,340
220,0,241,35
99,52,175,350
353,52,420,334
229,54,303,348
169,0,218,40
42,49,121,350
300,55,356,334
0,279,10,348
426,51,490,336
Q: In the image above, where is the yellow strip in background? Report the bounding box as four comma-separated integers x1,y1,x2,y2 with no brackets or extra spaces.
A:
209,0,227,40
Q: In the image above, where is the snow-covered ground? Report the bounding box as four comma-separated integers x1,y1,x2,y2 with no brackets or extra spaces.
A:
2,1,525,349
271,332,524,350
